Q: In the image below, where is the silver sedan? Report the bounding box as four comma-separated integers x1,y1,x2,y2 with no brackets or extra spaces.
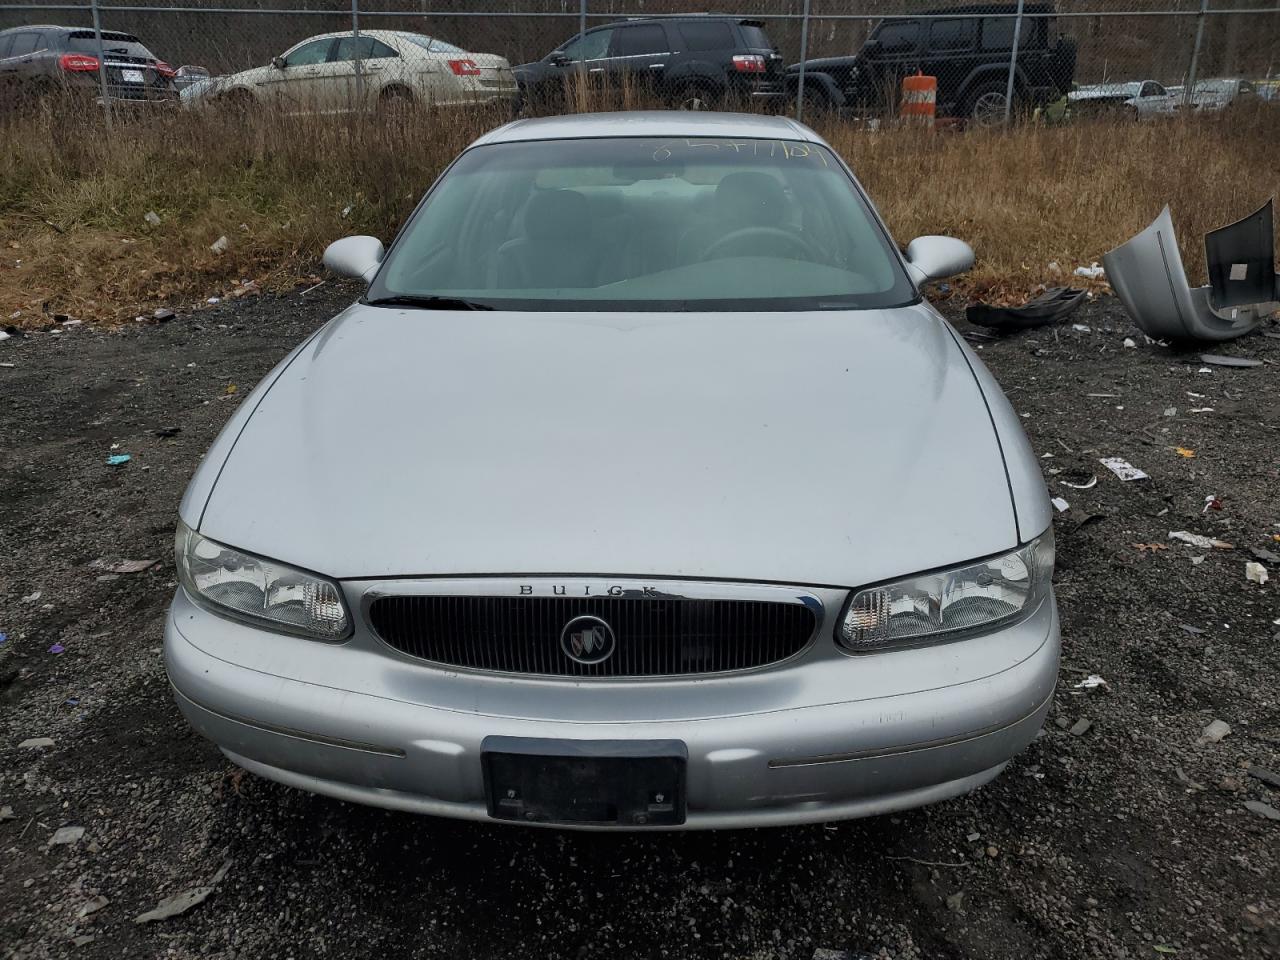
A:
166,112,1058,830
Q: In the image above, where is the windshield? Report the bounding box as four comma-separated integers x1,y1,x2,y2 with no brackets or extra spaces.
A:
369,137,915,311
68,31,155,58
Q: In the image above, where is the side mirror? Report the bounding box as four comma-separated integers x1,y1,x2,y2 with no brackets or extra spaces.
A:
271,56,287,70
904,235,974,285
861,38,882,56
549,52,570,67
323,235,385,284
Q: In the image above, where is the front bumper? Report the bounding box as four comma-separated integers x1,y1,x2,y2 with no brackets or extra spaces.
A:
165,586,1058,830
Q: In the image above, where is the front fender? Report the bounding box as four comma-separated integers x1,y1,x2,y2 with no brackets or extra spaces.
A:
940,320,1051,543
786,71,846,107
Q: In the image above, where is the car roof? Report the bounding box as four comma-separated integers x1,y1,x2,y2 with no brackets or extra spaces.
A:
0,24,73,34
473,112,821,147
0,24,138,38
287,29,417,44
921,3,1056,15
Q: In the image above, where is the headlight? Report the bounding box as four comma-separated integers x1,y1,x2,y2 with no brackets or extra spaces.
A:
836,531,1054,652
175,522,350,641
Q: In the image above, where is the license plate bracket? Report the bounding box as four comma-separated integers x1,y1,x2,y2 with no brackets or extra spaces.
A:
482,737,687,827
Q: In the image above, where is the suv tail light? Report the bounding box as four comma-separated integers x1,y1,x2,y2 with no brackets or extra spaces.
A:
59,53,100,72
732,54,767,74
448,59,481,76
155,61,176,79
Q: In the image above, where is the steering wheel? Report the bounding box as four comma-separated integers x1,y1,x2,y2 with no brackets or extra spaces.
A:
702,226,813,262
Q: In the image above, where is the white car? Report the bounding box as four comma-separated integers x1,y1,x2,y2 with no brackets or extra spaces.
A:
1187,78,1258,112
1068,80,1179,119
181,30,517,114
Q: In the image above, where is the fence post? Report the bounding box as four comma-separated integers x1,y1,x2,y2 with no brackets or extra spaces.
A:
1185,0,1209,105
352,0,363,105
579,0,587,41
795,0,812,123
1003,0,1025,124
89,0,112,127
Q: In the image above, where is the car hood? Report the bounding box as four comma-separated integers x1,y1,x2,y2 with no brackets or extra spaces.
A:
786,56,859,73
196,303,1020,586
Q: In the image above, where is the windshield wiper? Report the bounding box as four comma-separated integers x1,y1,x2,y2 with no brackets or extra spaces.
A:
364,294,493,311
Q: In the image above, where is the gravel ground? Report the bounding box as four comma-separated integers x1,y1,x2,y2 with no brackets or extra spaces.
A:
1,288,1278,960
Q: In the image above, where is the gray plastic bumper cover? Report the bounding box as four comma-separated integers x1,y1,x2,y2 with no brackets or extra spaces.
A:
1102,204,1277,342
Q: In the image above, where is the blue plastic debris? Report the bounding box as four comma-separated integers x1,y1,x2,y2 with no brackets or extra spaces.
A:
106,454,131,466
48,643,65,655
65,697,80,706
0,633,7,645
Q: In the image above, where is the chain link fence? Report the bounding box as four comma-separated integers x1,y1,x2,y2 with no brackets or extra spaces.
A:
0,0,1277,124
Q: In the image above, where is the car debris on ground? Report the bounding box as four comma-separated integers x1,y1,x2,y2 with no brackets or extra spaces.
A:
1199,353,1264,368
134,860,232,924
1103,200,1278,342
1200,719,1231,743
964,287,1086,331
1099,457,1148,482
1169,531,1233,550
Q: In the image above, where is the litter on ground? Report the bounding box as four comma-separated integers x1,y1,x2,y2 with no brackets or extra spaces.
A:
1100,457,1149,482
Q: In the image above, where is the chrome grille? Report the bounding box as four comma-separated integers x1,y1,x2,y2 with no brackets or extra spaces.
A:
367,595,817,677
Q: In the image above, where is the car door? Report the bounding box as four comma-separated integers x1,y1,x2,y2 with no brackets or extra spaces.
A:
604,22,670,98
924,18,976,109
3,31,39,91
255,37,334,113
328,34,399,112
865,20,921,112
554,26,614,98
1135,80,1173,116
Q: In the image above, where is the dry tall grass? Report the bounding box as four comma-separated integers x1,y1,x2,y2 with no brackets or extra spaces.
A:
1,98,1278,325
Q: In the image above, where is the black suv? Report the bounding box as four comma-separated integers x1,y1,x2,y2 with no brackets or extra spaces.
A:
787,4,1075,123
0,25,177,108
515,16,785,111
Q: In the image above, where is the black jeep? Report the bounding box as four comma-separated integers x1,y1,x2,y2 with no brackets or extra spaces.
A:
515,16,786,111
787,3,1075,123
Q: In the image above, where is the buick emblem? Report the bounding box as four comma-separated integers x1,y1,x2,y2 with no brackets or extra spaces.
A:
560,615,616,665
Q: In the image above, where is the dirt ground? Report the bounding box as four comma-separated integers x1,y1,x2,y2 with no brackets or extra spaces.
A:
1,287,1278,960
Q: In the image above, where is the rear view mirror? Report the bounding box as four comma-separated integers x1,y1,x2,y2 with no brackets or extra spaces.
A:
323,235,385,284
904,235,974,284
271,55,287,70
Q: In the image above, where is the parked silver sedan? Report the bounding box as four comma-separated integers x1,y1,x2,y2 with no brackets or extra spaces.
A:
166,112,1058,830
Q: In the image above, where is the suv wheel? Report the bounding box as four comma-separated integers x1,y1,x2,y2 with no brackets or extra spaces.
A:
674,83,715,111
965,83,1011,127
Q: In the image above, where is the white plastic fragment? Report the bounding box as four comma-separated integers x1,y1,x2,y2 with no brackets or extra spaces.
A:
1169,531,1233,549
209,236,229,255
1123,337,1137,348
1074,263,1105,279
1074,674,1109,690
1051,496,1069,513
134,860,231,924
1100,457,1148,482
144,211,161,227
1246,561,1270,585
1200,719,1231,743
49,825,85,845
1071,324,1091,332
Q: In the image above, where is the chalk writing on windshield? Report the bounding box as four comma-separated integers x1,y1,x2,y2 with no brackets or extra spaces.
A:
651,139,830,165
